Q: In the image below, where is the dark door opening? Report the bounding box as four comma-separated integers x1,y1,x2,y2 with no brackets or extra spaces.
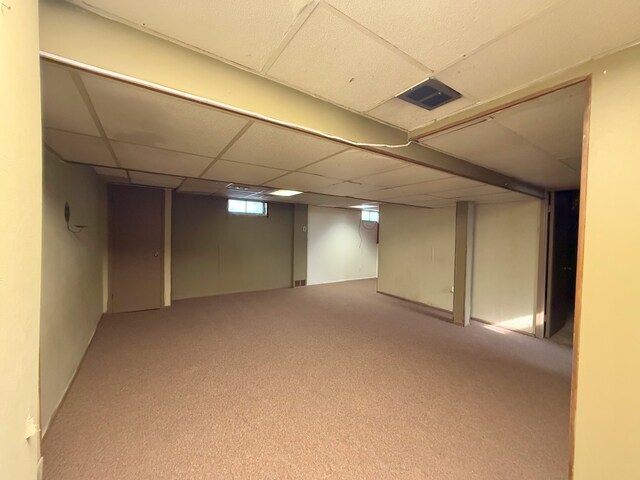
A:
545,190,579,344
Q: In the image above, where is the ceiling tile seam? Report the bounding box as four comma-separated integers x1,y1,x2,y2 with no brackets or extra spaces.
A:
558,158,580,172
70,70,124,168
74,2,270,76
422,71,591,141
348,172,456,188
260,0,320,74
259,170,344,188
43,143,70,165
43,126,228,162
316,1,433,74
428,0,570,75
492,116,571,164
285,146,352,173
199,121,255,178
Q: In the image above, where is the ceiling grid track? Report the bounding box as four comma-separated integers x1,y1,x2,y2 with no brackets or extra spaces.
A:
260,1,320,74
69,70,124,169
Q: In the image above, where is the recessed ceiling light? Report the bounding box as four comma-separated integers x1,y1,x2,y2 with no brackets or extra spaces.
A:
349,204,378,210
270,190,302,197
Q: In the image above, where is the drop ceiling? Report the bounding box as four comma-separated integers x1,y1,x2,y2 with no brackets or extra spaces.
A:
41,60,534,209
66,0,640,131
420,83,586,189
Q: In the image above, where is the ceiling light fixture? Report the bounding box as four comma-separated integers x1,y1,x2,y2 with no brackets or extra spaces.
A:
349,204,378,210
270,190,302,197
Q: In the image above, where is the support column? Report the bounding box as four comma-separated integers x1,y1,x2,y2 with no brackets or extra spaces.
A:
453,201,474,326
292,204,308,287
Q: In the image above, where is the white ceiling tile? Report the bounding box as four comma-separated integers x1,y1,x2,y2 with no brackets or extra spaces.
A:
266,172,341,191
560,157,582,172
129,171,184,188
312,181,380,197
494,83,586,160
327,0,560,71
356,164,453,187
82,73,248,158
78,0,310,71
93,166,128,179
44,130,116,167
421,117,579,188
436,0,640,101
301,148,406,180
267,3,430,111
412,199,457,208
112,142,212,177
223,122,345,170
366,95,477,131
202,160,286,185
355,189,401,201
432,185,507,199
507,160,579,190
41,62,100,136
422,118,525,161
384,194,443,205
276,192,364,208
178,178,229,195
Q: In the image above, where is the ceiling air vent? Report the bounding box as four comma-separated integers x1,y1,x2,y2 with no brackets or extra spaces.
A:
397,78,461,111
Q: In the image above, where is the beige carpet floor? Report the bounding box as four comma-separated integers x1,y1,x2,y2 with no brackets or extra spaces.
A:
43,280,572,479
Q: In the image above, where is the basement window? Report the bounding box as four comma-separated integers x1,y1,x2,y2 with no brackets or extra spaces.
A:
227,199,268,216
361,210,379,222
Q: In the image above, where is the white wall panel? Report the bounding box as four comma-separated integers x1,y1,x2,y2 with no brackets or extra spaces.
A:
307,206,378,285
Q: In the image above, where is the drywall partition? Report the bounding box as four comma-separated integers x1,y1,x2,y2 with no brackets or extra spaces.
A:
40,154,108,432
172,194,294,299
378,204,456,311
293,204,308,286
307,206,378,285
573,46,640,479
471,200,541,334
0,0,43,477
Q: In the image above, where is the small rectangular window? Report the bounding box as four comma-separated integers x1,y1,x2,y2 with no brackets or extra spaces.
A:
227,199,268,216
361,210,379,222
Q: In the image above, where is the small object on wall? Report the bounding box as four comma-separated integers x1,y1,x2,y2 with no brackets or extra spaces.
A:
65,202,88,233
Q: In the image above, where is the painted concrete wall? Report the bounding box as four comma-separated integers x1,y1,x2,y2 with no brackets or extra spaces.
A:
0,1,43,477
307,206,378,285
40,155,108,433
172,194,294,299
572,45,640,480
378,205,455,311
471,200,541,334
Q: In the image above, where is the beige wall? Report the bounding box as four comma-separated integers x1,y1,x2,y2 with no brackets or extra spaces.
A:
163,189,172,305
0,0,43,477
572,45,640,479
378,204,455,311
307,206,378,285
172,194,294,299
471,200,541,334
293,204,308,285
40,154,107,433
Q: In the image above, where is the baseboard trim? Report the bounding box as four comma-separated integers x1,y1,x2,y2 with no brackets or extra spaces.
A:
307,276,377,286
376,291,453,322
41,314,103,439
